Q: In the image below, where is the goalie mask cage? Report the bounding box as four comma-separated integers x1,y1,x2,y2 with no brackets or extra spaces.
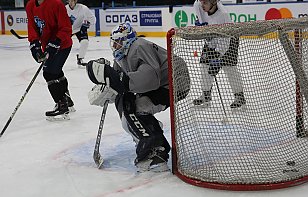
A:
167,17,308,191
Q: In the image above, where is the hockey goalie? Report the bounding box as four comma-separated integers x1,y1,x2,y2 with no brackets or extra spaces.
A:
86,22,190,172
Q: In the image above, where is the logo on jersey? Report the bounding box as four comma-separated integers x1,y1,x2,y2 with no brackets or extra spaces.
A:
265,8,293,20
69,15,76,25
34,16,45,35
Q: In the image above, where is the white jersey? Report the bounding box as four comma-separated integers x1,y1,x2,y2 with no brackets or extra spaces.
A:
66,3,96,34
193,0,231,55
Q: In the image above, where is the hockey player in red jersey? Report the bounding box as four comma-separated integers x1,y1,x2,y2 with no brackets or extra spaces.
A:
26,0,75,121
85,22,190,172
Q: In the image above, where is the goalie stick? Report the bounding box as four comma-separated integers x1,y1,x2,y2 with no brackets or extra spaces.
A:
93,100,109,169
10,29,28,39
1,61,45,137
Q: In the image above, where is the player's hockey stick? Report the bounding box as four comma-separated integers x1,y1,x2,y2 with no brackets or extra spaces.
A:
10,29,28,39
214,76,228,124
1,61,45,137
93,100,109,169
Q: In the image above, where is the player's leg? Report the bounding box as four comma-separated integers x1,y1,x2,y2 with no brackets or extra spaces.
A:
43,47,74,120
193,45,216,106
75,31,89,68
222,38,246,109
115,92,170,172
65,90,76,112
224,66,246,109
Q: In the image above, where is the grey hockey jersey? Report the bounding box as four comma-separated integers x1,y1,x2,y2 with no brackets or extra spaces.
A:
113,38,169,94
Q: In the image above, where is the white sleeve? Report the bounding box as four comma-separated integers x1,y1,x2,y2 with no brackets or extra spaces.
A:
84,6,96,26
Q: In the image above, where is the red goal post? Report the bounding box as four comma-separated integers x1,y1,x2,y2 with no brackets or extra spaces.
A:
167,17,308,190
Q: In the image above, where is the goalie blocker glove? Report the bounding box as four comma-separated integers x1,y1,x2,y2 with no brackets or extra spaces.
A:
86,58,129,96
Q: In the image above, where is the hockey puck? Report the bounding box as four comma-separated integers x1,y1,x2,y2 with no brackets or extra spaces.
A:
286,161,296,166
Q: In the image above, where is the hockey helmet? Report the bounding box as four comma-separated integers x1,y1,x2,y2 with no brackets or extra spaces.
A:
110,22,137,61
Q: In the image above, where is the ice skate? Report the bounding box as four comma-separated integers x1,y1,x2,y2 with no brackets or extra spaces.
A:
65,92,76,112
230,92,246,111
135,146,169,173
46,99,70,121
193,91,212,107
77,54,87,68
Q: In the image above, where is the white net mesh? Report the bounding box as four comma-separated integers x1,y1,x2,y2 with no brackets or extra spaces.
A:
169,17,308,188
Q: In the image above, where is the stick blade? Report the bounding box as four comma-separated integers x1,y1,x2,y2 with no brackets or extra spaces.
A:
10,29,28,39
93,152,104,169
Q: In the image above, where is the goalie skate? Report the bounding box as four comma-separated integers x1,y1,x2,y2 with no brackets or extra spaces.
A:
135,147,169,173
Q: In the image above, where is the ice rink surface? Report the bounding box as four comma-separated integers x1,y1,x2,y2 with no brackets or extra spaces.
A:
0,35,307,197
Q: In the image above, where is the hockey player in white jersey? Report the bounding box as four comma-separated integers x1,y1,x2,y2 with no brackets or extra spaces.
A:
66,0,96,68
86,22,189,172
193,0,246,109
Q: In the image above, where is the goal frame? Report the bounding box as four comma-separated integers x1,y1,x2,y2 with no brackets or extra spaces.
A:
167,23,308,190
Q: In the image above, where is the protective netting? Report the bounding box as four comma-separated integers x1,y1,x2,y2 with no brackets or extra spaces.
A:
168,17,308,190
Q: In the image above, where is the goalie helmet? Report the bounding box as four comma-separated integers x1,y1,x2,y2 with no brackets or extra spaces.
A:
110,22,137,61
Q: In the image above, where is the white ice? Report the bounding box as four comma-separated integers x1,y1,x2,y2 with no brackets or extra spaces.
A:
0,35,307,197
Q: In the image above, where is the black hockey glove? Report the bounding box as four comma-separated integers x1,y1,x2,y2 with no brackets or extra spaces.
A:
29,40,45,63
86,58,129,96
80,21,90,34
45,38,61,60
201,47,223,76
208,58,223,76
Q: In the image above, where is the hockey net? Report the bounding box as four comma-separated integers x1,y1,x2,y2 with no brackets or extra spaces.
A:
167,17,308,190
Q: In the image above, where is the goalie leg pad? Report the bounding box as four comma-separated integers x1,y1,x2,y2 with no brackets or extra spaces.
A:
119,93,170,162
135,95,166,115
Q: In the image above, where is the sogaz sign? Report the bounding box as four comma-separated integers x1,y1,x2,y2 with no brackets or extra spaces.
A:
104,10,138,26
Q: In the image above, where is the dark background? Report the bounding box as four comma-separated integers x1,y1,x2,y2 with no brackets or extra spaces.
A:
0,0,195,9
0,0,305,9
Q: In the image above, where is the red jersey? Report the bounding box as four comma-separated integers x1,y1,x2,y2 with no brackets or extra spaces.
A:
26,0,72,50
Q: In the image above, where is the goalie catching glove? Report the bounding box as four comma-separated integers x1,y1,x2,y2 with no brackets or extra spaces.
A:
88,78,118,105
86,58,129,105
